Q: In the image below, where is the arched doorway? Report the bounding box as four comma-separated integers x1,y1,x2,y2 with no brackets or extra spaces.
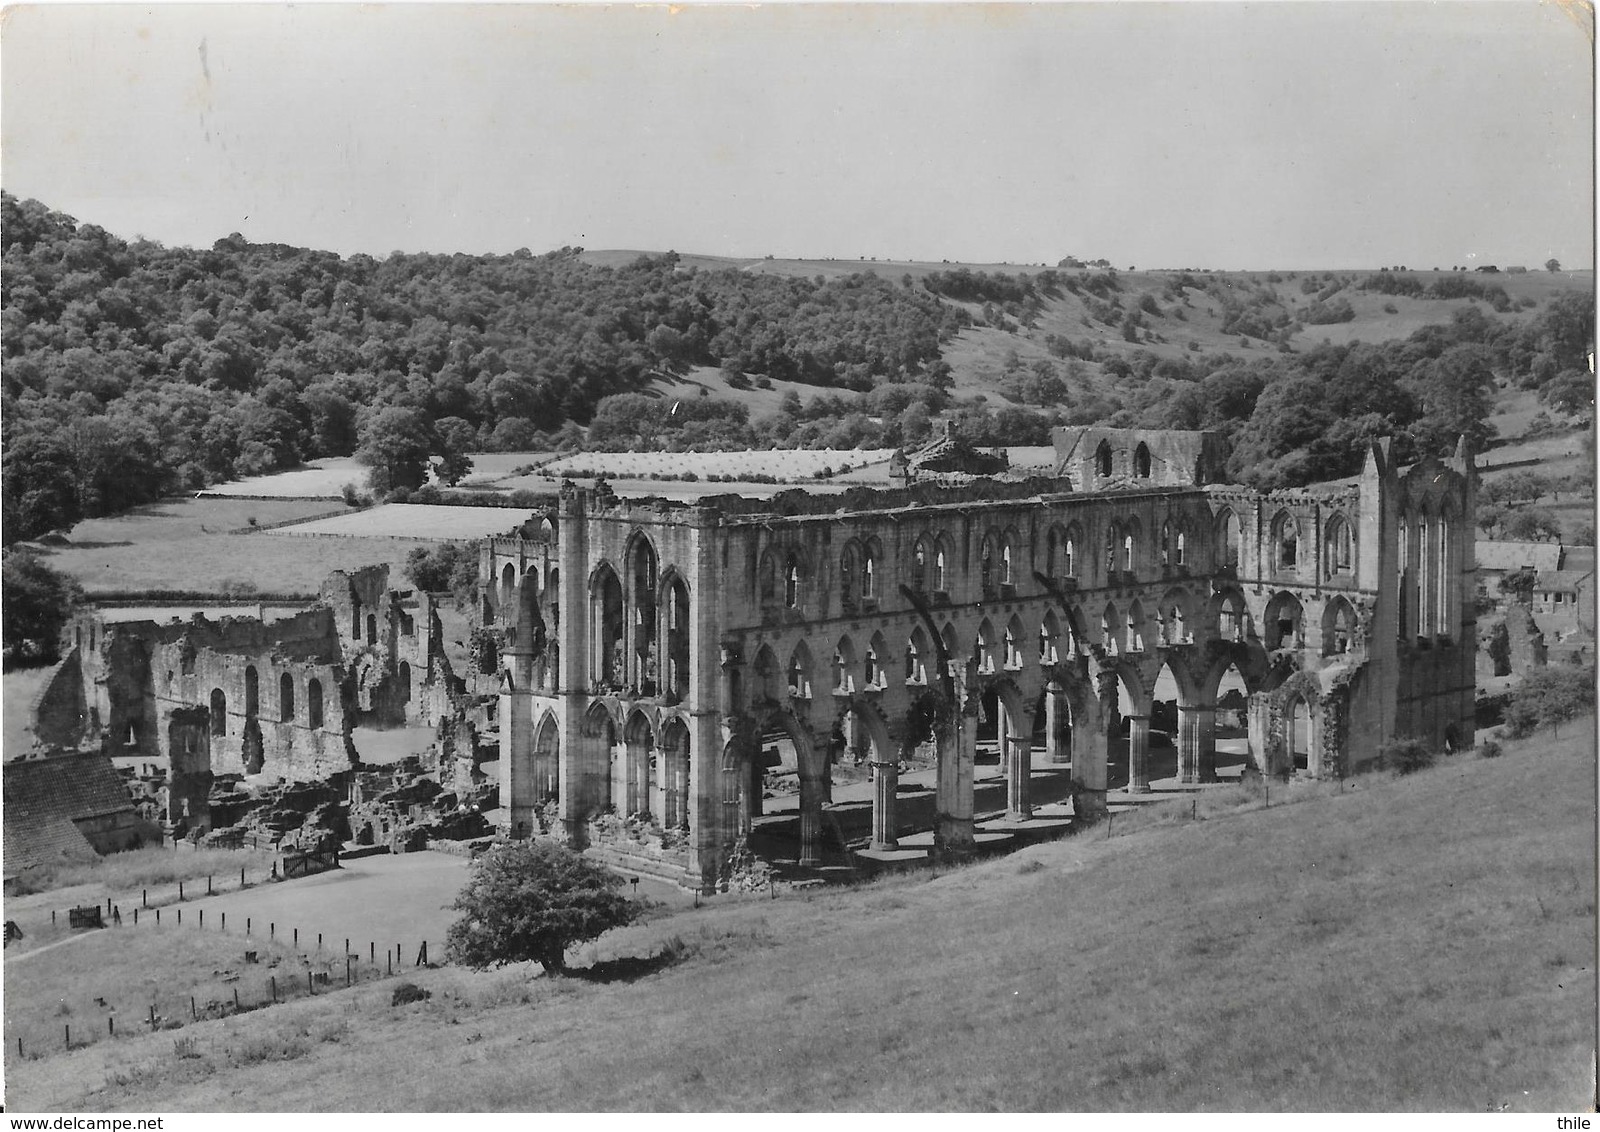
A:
579,702,615,817
1288,696,1313,772
622,711,655,818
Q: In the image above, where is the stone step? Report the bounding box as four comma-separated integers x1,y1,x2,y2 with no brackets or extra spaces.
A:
583,844,696,888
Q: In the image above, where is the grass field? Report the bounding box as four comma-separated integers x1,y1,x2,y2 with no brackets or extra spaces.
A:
534,448,896,481
263,504,539,541
30,497,445,596
201,459,369,498
2,666,55,758
9,719,1591,1112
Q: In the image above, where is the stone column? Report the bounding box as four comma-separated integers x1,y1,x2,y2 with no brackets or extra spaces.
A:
1176,703,1202,784
870,758,898,849
798,770,824,866
1044,681,1069,764
1195,705,1218,782
934,698,977,855
1006,731,1033,819
499,676,535,839
1126,713,1152,793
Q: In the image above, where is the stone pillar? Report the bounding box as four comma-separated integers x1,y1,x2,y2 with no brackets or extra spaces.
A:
1044,681,1069,764
798,769,824,866
870,758,898,849
1070,675,1111,824
1196,706,1218,783
934,699,977,855
1126,713,1152,793
1177,703,1206,784
1005,729,1032,819
498,678,535,838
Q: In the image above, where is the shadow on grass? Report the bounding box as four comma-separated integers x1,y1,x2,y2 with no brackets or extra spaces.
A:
567,940,689,984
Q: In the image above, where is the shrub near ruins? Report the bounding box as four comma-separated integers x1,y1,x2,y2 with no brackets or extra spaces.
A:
446,840,641,976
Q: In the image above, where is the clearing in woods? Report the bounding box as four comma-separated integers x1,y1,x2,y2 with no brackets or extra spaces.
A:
22,497,441,596
9,720,1591,1112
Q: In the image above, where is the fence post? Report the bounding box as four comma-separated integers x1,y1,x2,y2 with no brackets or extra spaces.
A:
190,996,196,1021
133,908,139,925
317,932,322,951
370,941,375,962
52,910,56,925
155,909,160,923
106,896,112,914
344,937,349,956
64,1024,69,1049
270,922,275,940
207,875,213,896
178,881,184,901
270,975,278,1003
199,909,204,928
240,866,246,888
143,889,148,909
108,1016,114,1037
416,941,427,968
247,917,251,936
308,972,314,997
233,988,240,1012
346,957,352,986
148,1004,155,1029
293,927,298,947
176,908,182,925
387,951,392,976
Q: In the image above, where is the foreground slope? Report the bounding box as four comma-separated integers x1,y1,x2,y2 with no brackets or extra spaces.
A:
9,724,1593,1111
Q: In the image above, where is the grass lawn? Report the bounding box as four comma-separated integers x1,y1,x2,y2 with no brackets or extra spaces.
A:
3,666,55,757
9,720,1591,1112
32,497,440,596
262,504,539,541
201,459,369,499
536,448,895,481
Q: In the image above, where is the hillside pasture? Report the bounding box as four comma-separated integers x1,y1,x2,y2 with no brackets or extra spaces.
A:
27,498,440,596
534,448,896,482
260,504,538,542
10,720,1590,1112
201,459,369,499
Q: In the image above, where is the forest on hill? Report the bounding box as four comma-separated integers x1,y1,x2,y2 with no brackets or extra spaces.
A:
2,191,1593,543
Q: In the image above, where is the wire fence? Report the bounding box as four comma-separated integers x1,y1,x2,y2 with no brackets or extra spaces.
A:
9,884,444,1062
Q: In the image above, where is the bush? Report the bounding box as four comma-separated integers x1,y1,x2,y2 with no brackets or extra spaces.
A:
445,840,642,975
1380,738,1434,775
1477,739,1503,759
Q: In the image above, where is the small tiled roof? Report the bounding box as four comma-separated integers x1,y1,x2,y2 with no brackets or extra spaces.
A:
1475,540,1563,573
1536,570,1594,594
3,752,135,873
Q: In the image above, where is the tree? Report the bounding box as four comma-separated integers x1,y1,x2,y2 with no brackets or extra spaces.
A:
445,840,640,976
1502,507,1561,543
356,406,436,495
2,551,84,665
1545,258,1561,273
1502,664,1594,738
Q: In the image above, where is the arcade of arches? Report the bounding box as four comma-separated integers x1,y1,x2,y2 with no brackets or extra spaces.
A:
490,431,1477,892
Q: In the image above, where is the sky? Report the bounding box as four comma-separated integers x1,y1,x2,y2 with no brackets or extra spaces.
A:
2,2,1593,270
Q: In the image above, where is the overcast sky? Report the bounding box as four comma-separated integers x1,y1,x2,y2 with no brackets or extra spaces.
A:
3,2,1593,269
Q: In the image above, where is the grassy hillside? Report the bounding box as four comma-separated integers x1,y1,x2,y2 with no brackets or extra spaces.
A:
10,720,1592,1112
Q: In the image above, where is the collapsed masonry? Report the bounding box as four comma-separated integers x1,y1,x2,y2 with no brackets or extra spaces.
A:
33,565,499,852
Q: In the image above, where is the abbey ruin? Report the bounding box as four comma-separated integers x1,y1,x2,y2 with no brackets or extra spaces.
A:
30,427,1476,892
485,428,1476,889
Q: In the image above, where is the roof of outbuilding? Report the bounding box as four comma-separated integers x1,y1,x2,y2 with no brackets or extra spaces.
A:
1475,540,1563,573
3,752,136,873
